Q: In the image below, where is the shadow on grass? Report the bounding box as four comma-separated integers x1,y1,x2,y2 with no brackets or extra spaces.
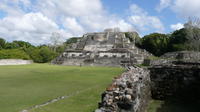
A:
156,99,200,112
149,71,200,112
148,99,200,112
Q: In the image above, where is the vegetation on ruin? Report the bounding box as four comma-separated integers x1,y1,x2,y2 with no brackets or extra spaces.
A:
0,64,124,112
124,32,142,46
65,37,81,45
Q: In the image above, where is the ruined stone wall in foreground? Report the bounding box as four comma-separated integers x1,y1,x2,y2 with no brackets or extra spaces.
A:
149,64,200,101
95,61,200,112
95,67,151,112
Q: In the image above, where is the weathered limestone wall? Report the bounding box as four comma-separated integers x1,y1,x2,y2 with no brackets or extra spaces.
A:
143,59,174,66
84,45,114,51
0,59,33,65
62,58,85,66
161,51,200,60
98,52,129,58
149,64,200,101
52,49,149,67
95,67,151,112
61,57,132,67
92,58,132,67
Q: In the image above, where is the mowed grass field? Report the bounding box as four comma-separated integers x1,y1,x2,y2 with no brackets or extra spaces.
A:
0,64,124,112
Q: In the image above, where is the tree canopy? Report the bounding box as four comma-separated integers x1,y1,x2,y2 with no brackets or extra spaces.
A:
0,38,6,49
140,33,169,56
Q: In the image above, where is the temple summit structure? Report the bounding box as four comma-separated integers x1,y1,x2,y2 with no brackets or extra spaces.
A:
52,28,151,67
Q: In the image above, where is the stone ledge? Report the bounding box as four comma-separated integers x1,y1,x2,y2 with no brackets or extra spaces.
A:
0,59,33,65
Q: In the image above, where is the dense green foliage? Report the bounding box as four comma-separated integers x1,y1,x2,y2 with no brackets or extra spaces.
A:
25,46,57,63
169,28,200,51
138,27,200,56
0,64,123,112
0,37,82,63
169,28,189,51
0,38,61,63
140,33,170,56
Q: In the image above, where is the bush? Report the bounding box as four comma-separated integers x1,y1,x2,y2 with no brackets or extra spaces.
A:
26,46,57,63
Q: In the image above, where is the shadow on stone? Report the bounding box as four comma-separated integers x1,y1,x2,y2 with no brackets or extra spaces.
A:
155,99,200,112
149,61,200,112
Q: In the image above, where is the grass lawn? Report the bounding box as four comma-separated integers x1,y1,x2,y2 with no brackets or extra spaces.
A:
0,64,124,112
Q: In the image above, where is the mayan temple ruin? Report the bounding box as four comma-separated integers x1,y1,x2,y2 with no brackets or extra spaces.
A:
52,28,151,67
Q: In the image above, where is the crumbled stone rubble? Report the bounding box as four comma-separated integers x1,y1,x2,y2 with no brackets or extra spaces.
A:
95,66,151,112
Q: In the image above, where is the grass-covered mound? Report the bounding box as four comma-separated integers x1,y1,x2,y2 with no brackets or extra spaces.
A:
0,49,30,60
0,64,123,112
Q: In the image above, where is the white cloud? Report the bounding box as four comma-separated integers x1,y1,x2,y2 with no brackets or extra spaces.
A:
128,4,164,33
170,23,184,30
64,17,84,36
156,0,171,12
35,0,135,33
0,0,25,16
0,12,71,45
35,0,105,22
0,0,165,44
111,20,135,32
56,0,104,17
129,4,147,15
157,0,200,18
172,0,200,18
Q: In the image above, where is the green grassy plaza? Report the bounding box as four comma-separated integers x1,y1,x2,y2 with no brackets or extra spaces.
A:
0,64,124,112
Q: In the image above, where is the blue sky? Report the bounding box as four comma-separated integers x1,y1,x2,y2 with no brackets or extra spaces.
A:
102,0,186,33
0,0,199,44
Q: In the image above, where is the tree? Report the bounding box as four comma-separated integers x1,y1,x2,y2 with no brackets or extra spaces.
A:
184,17,200,29
39,46,57,62
27,47,43,63
65,37,80,45
4,41,33,49
0,38,6,49
12,41,33,48
26,46,57,63
5,42,19,49
50,32,63,52
141,33,169,56
124,32,141,46
183,17,200,51
168,17,200,52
